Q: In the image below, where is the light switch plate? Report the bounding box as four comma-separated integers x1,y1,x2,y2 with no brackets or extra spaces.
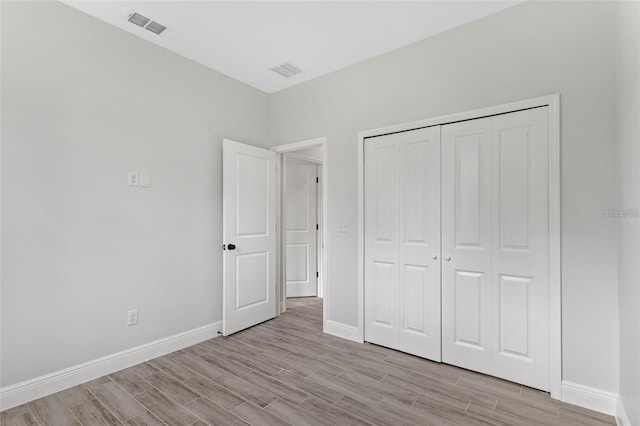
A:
127,309,139,326
128,171,139,186
139,172,151,187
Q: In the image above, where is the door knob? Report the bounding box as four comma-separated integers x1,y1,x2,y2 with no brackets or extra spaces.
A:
432,254,438,260
227,244,236,250
445,255,452,261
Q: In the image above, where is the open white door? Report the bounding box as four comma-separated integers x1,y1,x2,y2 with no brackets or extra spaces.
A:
223,139,276,336
285,161,318,297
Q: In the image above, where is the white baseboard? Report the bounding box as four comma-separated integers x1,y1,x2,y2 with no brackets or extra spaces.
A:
0,321,221,411
561,380,618,416
324,320,362,343
280,301,286,313
616,397,631,426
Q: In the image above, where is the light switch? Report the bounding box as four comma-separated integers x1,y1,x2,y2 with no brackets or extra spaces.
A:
338,223,349,233
140,172,151,187
128,171,139,186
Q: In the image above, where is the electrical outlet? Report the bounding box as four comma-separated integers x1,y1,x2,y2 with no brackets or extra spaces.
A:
127,309,139,326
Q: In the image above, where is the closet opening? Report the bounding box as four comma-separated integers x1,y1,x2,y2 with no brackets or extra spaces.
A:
357,95,561,399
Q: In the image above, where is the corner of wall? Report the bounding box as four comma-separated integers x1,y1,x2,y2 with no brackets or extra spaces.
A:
561,381,618,416
324,320,362,343
616,397,631,426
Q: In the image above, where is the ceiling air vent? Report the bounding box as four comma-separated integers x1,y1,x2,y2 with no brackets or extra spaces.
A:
127,12,166,35
128,12,150,28
271,63,302,78
145,21,166,35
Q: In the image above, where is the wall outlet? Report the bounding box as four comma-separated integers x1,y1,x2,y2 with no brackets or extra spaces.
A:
127,309,139,326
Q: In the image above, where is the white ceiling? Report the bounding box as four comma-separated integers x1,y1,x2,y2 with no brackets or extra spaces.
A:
62,1,523,94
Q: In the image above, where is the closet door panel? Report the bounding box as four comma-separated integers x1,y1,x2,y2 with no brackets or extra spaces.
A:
491,107,549,391
397,128,441,361
441,118,492,374
365,138,398,347
365,127,441,360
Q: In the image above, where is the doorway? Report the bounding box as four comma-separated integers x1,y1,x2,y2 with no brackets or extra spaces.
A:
271,138,327,321
284,155,321,298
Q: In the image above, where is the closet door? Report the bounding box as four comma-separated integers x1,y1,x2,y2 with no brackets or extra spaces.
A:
491,107,549,391
364,127,442,360
442,107,550,391
441,118,493,375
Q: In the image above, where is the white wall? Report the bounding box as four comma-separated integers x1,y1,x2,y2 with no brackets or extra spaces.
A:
269,1,620,393
616,1,640,424
1,1,269,387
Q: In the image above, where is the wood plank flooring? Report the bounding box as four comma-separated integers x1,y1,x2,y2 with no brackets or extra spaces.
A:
1,298,616,426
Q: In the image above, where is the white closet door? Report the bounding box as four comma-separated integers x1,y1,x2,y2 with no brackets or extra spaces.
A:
365,127,441,360
491,108,549,390
441,118,493,375
442,107,550,391
285,162,318,297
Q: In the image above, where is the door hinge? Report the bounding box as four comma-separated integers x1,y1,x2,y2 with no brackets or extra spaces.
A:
316,271,319,278
316,224,319,230
316,177,319,183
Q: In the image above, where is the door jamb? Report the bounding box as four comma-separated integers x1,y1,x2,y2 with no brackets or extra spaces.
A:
270,137,327,326
357,95,561,399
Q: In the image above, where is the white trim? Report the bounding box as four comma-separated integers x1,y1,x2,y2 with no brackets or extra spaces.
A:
324,320,362,343
316,165,324,299
547,95,562,399
616,397,631,426
270,137,328,334
275,153,284,315
561,381,618,416
270,137,325,153
357,127,365,347
357,94,562,398
0,322,221,411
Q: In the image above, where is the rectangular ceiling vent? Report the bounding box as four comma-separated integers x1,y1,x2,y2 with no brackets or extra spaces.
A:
127,12,150,28
128,12,166,35
145,21,167,35
271,63,302,78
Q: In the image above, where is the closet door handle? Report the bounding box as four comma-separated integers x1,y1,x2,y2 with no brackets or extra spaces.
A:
432,254,438,260
445,256,452,261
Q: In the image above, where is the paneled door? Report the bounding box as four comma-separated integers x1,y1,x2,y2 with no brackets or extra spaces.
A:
364,126,442,361
285,161,318,297
490,108,549,390
441,107,550,391
441,118,493,375
222,139,277,336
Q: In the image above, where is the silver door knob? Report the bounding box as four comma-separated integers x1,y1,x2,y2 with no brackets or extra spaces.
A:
445,256,452,261
432,254,438,260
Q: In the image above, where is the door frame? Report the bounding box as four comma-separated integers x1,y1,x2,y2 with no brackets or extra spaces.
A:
270,137,327,321
357,95,561,399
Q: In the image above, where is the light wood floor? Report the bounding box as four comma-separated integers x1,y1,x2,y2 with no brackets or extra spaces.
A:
2,297,615,426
